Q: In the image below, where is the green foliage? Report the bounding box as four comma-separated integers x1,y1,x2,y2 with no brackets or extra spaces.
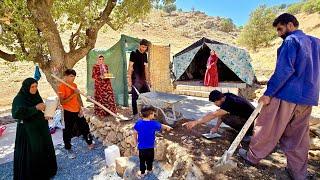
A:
163,3,176,14
153,0,175,9
0,0,46,62
302,0,320,14
287,0,320,14
0,0,167,63
287,2,304,14
237,5,277,51
218,18,235,33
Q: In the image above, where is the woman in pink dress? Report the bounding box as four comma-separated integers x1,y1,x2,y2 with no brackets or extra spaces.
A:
92,55,117,118
204,50,219,87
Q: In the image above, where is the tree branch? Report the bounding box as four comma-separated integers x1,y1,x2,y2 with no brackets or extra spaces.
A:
95,0,117,28
16,33,29,55
0,50,17,62
65,0,118,67
69,23,82,51
106,18,119,31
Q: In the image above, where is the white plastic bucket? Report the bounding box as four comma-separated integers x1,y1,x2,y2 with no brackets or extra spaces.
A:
104,145,120,167
44,96,59,117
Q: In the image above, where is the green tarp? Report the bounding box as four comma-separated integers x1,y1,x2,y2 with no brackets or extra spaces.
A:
86,34,140,107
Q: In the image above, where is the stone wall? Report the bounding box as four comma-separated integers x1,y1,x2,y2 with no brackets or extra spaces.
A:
83,110,204,179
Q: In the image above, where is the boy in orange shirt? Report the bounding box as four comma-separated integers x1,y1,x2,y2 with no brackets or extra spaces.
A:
58,69,93,158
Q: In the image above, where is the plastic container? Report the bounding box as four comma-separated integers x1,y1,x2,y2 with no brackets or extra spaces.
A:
104,145,120,167
44,96,59,117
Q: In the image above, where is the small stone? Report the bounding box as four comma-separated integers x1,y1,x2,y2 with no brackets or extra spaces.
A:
117,133,123,141
115,157,129,177
99,129,108,136
107,131,117,142
120,141,127,148
310,138,320,150
123,150,131,157
309,150,320,157
125,136,136,147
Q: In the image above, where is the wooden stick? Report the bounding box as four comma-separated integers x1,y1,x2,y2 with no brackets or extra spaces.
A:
51,74,123,120
218,103,263,165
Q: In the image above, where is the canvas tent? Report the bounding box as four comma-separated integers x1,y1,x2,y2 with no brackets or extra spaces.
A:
172,37,256,85
86,34,140,107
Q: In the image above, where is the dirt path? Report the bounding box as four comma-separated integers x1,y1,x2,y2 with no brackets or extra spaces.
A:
161,120,320,179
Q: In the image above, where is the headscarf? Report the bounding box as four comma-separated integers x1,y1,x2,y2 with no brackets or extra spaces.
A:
17,78,43,106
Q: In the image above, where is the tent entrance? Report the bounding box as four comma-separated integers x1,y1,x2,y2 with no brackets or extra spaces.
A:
177,44,242,83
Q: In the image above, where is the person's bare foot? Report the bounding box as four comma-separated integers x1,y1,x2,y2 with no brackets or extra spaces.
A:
136,171,145,178
88,144,94,150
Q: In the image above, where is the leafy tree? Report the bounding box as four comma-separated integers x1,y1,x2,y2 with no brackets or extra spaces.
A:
302,0,320,14
237,5,277,51
218,18,235,33
153,0,174,9
287,2,304,14
163,3,176,14
0,0,171,90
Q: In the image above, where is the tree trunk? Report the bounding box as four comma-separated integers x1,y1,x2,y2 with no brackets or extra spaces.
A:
38,57,74,94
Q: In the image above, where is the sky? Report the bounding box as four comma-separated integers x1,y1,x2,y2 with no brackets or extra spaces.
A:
176,0,301,26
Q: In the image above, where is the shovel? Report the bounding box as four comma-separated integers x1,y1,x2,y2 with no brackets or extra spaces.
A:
51,74,129,121
214,103,263,172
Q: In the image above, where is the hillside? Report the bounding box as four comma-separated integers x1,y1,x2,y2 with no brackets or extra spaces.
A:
250,12,320,82
0,10,237,109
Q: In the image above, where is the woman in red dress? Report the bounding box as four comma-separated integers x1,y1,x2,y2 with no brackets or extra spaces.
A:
204,50,219,87
92,55,117,118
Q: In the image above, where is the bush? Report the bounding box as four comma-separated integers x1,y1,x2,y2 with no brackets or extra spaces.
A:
237,5,277,51
164,3,176,14
218,18,235,33
287,3,304,14
302,0,320,14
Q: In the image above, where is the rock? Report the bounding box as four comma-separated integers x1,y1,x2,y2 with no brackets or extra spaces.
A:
310,138,320,150
107,131,117,143
309,150,320,158
104,126,111,131
122,156,140,180
105,121,112,127
99,128,108,136
117,133,123,141
186,163,204,180
123,150,131,157
103,139,112,146
155,140,168,161
90,116,99,125
126,136,136,147
115,157,129,177
120,141,127,149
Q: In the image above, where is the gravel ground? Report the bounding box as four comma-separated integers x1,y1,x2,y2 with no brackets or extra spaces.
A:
0,137,121,180
0,136,173,180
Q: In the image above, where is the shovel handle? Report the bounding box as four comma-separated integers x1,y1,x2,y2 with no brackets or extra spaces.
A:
225,103,263,158
51,74,121,120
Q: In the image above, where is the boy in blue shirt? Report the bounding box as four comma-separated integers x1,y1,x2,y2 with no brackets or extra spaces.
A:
133,106,172,176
